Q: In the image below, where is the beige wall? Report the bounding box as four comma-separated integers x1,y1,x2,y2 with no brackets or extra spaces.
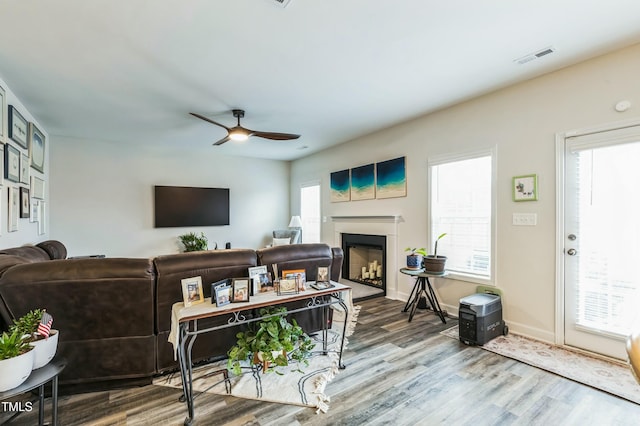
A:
291,43,640,342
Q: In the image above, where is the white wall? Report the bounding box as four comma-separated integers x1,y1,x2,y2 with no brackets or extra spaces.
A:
50,137,290,257
291,43,640,342
0,76,49,247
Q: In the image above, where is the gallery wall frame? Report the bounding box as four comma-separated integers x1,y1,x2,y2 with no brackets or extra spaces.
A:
376,156,407,199
29,122,45,173
31,176,45,199
350,163,375,201
8,186,19,232
0,84,6,141
19,187,29,218
38,201,46,235
20,153,29,184
8,105,28,149
4,143,20,182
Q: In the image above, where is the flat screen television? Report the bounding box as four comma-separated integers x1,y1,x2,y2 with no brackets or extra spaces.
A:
154,185,230,227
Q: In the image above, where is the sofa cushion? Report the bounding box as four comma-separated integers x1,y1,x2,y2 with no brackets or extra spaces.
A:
0,245,51,263
36,240,68,260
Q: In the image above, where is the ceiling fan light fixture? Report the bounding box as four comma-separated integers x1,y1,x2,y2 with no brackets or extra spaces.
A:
229,129,250,142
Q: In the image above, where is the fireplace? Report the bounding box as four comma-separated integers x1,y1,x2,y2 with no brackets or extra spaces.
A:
341,233,386,294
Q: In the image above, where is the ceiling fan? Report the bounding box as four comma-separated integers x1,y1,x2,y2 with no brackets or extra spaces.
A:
190,109,301,146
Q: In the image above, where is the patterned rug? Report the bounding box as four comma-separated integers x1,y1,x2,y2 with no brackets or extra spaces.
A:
441,325,640,404
155,292,360,413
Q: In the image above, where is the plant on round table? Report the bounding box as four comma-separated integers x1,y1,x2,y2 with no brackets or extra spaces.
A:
423,232,448,273
0,330,32,360
179,232,208,252
10,309,44,342
404,247,427,270
10,309,59,369
227,306,314,375
0,329,35,392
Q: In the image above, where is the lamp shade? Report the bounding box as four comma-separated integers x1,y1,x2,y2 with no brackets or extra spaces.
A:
288,215,303,228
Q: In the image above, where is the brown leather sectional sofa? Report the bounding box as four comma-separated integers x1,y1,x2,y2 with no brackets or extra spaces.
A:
0,240,343,393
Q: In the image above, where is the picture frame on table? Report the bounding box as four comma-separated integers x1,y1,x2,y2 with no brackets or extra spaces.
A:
29,122,45,173
181,276,204,307
248,265,268,295
282,269,306,291
231,278,250,302
4,143,20,182
8,106,28,149
316,266,330,283
512,174,538,202
214,284,232,307
0,84,6,140
20,153,29,184
19,187,29,219
257,272,274,293
277,278,298,295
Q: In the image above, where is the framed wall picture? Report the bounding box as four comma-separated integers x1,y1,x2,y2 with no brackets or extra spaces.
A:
0,84,6,140
181,276,204,307
330,169,350,202
513,174,538,201
29,122,45,173
8,106,28,149
8,187,19,232
20,153,29,184
30,176,45,199
19,187,29,218
214,283,232,307
37,201,46,235
376,156,407,199
30,199,39,223
350,163,375,201
231,278,250,302
4,143,20,182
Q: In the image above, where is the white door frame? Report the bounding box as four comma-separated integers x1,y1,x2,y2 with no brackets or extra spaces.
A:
554,117,640,346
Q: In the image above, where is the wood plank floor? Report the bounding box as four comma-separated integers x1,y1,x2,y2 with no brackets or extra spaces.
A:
3,298,640,425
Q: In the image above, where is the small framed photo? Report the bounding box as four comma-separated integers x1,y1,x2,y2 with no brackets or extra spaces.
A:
181,276,204,307
19,187,29,219
4,143,20,182
211,278,231,303
248,265,268,295
277,278,299,295
282,269,306,291
258,272,274,293
20,153,29,184
513,174,538,202
231,278,250,302
214,284,232,307
8,187,19,232
8,106,28,149
30,176,45,200
316,266,330,283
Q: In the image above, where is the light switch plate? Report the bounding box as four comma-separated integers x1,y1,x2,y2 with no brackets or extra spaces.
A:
513,213,537,226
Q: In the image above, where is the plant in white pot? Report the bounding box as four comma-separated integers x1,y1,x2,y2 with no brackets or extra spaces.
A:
0,330,34,392
10,309,58,369
423,233,448,273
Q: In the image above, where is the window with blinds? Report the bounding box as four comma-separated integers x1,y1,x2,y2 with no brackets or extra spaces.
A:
429,151,494,283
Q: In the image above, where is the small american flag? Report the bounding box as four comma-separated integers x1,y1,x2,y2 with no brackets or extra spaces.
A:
37,311,53,339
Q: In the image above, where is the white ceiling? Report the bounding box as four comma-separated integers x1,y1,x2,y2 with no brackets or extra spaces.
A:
1,1,640,161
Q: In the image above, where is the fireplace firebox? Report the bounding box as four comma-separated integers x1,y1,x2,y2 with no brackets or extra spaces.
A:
341,233,386,294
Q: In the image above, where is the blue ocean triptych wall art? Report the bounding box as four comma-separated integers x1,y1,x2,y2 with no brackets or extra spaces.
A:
330,156,406,202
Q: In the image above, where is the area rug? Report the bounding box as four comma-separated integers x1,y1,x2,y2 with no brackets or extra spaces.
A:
155,292,360,413
441,325,640,405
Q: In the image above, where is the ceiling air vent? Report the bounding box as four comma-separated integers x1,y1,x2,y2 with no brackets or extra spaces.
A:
269,0,292,7
514,46,556,65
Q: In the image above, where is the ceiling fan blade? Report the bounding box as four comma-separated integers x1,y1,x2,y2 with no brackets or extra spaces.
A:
251,131,301,141
213,135,231,146
190,112,230,131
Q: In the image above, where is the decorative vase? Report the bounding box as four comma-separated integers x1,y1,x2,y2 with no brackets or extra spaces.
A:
30,330,59,369
0,348,34,392
406,254,424,270
423,255,447,273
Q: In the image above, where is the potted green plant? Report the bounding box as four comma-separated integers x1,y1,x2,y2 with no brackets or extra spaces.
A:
0,329,35,392
423,233,448,273
179,232,208,252
404,247,427,270
227,306,314,375
10,309,59,369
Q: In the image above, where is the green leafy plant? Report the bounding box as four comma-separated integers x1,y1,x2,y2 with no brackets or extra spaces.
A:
433,232,447,257
0,330,32,360
9,309,44,342
404,247,428,256
179,232,208,252
227,306,314,375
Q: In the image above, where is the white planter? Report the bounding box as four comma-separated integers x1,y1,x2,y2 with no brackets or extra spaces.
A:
30,330,59,369
0,348,34,392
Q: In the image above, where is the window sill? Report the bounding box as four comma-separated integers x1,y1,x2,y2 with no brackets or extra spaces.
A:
441,271,493,286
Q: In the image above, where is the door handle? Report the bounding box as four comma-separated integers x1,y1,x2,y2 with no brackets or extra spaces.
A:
567,248,577,256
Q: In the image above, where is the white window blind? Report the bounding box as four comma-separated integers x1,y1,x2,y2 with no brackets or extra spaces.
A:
300,183,321,243
429,153,493,281
571,141,640,336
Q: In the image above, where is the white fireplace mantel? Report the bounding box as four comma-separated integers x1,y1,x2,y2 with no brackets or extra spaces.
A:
332,215,402,300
